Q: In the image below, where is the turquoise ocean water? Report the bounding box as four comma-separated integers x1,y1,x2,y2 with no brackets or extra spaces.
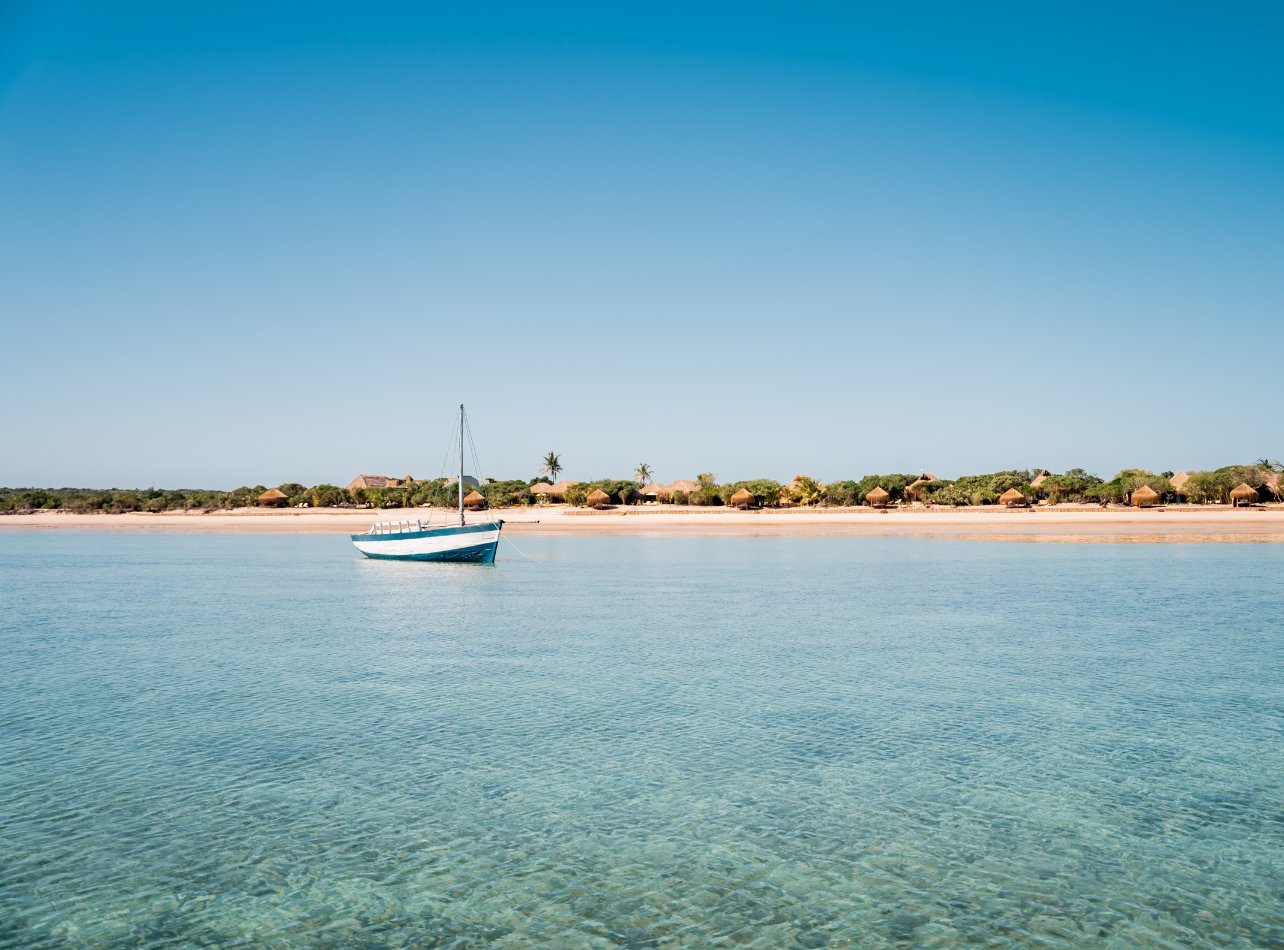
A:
1,533,1281,948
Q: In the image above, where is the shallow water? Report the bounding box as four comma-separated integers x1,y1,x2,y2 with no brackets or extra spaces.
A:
1,534,1281,948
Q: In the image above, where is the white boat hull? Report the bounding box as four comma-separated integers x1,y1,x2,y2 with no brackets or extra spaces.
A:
351,521,502,562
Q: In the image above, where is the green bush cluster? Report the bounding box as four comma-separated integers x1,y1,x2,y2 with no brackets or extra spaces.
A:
1179,465,1278,504
720,480,784,506
0,486,242,514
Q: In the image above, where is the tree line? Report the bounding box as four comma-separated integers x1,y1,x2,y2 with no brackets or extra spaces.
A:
0,479,531,514
4,461,1279,514
531,462,1282,507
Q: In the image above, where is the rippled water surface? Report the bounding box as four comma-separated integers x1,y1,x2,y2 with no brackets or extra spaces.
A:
2,534,1282,948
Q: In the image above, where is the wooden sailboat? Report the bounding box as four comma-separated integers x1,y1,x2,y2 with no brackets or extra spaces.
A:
350,405,503,562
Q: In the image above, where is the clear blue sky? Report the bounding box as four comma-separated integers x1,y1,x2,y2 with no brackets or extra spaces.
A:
3,2,1281,489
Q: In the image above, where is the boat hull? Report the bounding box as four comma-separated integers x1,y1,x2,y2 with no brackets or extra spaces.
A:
351,521,502,563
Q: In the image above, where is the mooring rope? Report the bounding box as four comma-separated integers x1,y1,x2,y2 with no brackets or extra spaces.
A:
501,531,541,564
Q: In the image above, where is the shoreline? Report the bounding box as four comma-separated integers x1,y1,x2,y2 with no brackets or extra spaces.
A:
2,504,1282,543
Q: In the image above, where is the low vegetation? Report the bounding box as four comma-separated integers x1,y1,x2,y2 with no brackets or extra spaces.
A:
4,462,1279,514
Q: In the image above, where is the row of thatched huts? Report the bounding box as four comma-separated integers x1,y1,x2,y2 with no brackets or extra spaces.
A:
256,469,1274,510
997,481,1263,509
1123,481,1265,509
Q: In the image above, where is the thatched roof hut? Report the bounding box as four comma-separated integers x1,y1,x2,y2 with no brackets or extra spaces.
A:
999,487,1029,508
257,487,289,507
1030,470,1051,489
531,481,576,502
1130,484,1160,508
784,475,811,493
1170,471,1189,495
1230,482,1259,507
640,482,668,501
730,488,757,509
667,479,699,494
865,486,891,508
463,490,487,510
586,488,611,508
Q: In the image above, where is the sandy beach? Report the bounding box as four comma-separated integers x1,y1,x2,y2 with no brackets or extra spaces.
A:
3,504,1282,543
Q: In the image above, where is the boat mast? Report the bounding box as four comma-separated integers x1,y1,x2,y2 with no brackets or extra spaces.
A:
458,403,466,527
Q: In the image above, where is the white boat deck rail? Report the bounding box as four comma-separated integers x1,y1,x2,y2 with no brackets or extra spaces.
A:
365,520,429,536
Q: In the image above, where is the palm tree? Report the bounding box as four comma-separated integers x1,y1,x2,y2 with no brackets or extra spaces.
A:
634,463,653,485
540,452,562,482
794,476,824,506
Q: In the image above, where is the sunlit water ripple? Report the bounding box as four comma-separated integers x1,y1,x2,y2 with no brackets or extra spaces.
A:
1,534,1281,948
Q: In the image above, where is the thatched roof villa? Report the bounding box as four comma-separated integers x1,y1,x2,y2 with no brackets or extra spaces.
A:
257,487,288,507
530,481,577,504
347,474,398,491
999,487,1029,508
667,479,699,495
640,482,669,502
1230,482,1259,507
1170,471,1189,496
1130,485,1160,508
865,486,891,508
1030,470,1051,489
550,480,577,498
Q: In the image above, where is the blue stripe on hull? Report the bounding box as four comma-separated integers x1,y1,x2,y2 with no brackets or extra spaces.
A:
358,540,499,563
